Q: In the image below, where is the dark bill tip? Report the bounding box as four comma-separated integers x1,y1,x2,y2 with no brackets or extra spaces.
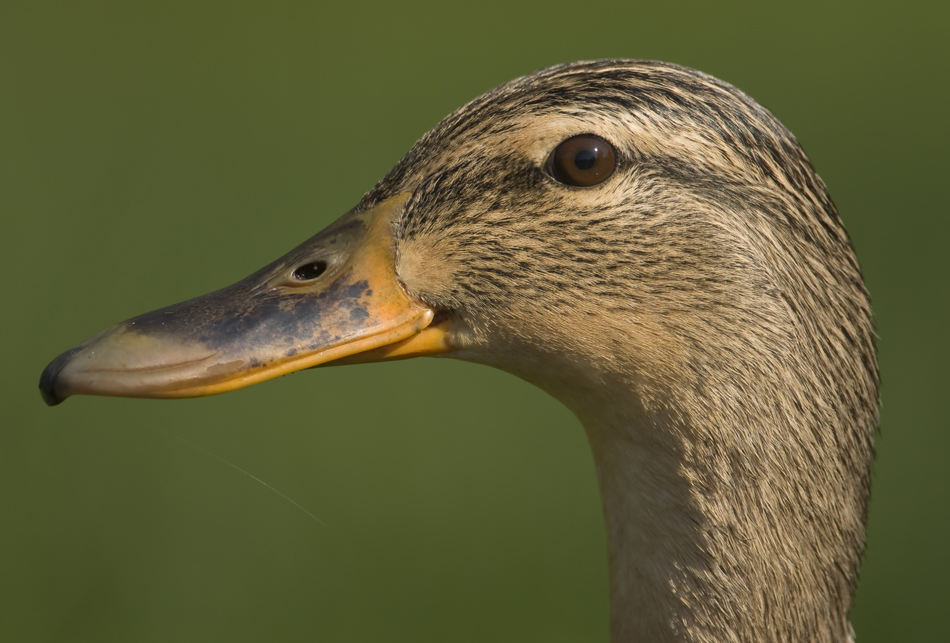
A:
39,347,83,406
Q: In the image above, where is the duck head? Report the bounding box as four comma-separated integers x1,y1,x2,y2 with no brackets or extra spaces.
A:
40,61,878,643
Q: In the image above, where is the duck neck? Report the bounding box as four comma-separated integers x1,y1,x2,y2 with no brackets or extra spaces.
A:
468,321,863,642
580,400,711,643
566,386,856,643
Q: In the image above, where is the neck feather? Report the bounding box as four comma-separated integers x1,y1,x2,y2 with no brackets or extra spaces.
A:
566,383,859,643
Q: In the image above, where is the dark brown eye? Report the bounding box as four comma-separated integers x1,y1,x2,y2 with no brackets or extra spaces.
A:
546,134,616,187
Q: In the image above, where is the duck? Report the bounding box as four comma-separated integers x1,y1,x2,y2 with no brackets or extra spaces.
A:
39,60,878,643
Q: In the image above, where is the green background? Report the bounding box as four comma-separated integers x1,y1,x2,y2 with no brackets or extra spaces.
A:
2,1,947,641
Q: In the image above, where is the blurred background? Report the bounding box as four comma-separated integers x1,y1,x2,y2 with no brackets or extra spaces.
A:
2,1,947,641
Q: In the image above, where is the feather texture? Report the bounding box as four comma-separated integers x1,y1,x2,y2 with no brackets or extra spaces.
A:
379,61,877,642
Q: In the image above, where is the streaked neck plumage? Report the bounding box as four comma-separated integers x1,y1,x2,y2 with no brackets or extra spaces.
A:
551,367,861,643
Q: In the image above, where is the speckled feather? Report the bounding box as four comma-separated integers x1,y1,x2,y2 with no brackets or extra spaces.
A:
360,61,877,642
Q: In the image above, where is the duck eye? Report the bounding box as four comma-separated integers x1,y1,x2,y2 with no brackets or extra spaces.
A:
292,260,327,281
546,134,616,187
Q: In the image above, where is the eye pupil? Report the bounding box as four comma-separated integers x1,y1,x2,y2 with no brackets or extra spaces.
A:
574,149,597,170
546,134,616,187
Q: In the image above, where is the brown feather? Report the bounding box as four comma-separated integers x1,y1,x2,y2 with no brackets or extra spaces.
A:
373,60,876,642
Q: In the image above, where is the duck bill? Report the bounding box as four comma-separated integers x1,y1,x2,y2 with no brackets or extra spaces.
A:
39,193,451,406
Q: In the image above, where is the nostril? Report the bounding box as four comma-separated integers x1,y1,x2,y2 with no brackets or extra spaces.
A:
292,261,327,281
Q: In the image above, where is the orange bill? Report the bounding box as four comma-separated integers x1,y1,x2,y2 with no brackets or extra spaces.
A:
39,194,451,406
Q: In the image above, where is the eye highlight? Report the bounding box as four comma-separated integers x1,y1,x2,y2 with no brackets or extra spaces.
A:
545,134,616,187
